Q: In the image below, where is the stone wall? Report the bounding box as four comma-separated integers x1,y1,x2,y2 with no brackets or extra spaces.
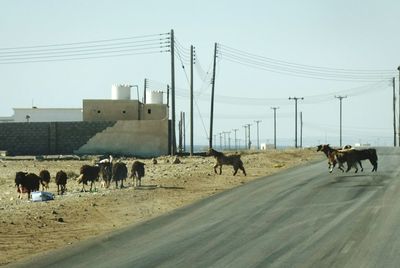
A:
0,121,116,156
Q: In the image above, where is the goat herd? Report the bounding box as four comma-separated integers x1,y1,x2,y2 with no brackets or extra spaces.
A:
317,144,378,173
15,157,146,200
14,145,379,200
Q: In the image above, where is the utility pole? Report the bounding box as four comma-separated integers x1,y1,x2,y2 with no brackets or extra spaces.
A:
254,120,261,150
398,66,400,147
288,97,304,148
178,112,183,153
393,77,397,147
219,132,223,150
190,45,194,156
232,128,239,150
300,112,303,148
271,107,279,149
223,132,227,149
247,124,252,149
335,95,347,148
170,29,176,155
166,85,170,107
227,131,231,150
183,112,186,152
209,43,218,149
143,78,147,104
243,125,248,150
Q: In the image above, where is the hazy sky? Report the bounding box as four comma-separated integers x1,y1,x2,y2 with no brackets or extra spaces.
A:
1,0,399,147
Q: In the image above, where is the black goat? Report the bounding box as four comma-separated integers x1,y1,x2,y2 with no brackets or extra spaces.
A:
55,170,68,195
15,172,40,199
112,162,128,188
39,170,51,191
77,165,100,192
130,161,146,187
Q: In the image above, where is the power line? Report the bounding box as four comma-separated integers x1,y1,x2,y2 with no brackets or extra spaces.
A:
219,44,394,74
218,43,395,81
0,50,169,65
0,32,170,64
0,32,170,50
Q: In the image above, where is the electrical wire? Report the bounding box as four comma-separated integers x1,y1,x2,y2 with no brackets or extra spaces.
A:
0,32,170,64
0,50,169,65
0,32,170,50
218,43,396,82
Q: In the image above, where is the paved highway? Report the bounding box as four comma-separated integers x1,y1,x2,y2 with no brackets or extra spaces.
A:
11,147,400,268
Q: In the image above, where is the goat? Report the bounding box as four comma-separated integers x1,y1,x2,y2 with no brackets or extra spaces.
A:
39,169,51,191
15,172,40,199
317,144,370,173
77,165,100,192
55,170,68,195
207,148,246,176
130,161,146,187
112,161,128,188
337,147,378,172
98,161,112,188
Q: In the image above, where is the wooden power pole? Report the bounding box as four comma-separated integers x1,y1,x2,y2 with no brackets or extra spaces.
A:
190,45,194,156
398,66,400,147
209,43,217,149
393,77,397,147
288,97,304,148
170,29,176,155
271,107,279,149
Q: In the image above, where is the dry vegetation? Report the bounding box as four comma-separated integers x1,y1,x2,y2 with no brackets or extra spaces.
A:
0,148,321,266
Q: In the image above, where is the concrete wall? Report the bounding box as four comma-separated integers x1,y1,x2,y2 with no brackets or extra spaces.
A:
75,119,169,157
0,121,115,155
83,99,140,121
83,99,168,122
142,103,168,120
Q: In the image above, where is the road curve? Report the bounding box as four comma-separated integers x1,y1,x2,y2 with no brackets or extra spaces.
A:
10,147,400,268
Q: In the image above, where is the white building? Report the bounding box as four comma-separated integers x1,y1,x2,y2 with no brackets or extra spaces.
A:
0,108,83,123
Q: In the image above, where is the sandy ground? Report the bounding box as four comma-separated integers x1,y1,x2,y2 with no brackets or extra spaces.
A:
0,148,322,266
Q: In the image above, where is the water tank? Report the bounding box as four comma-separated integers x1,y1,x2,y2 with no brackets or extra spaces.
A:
146,91,164,104
111,84,131,100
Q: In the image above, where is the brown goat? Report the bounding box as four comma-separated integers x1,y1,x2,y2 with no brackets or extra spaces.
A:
207,148,246,176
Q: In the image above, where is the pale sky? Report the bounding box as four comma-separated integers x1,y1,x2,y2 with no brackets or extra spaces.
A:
1,0,399,147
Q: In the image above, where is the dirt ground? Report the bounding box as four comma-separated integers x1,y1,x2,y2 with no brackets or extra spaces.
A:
0,148,322,266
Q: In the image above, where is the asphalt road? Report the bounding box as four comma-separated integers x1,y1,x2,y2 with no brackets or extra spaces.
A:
10,147,400,268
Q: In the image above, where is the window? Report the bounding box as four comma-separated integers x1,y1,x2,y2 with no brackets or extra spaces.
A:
147,109,151,114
